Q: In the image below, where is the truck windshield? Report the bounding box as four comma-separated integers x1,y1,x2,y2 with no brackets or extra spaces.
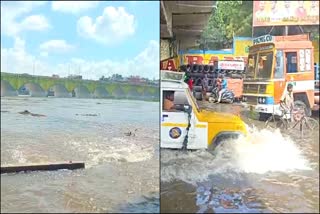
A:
247,51,274,79
247,54,258,78
256,51,274,79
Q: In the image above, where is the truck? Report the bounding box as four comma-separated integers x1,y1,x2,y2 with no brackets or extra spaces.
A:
160,70,248,150
242,34,316,120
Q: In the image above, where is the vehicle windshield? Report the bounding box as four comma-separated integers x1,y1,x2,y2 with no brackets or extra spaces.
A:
246,54,257,78
256,51,274,79
247,51,274,79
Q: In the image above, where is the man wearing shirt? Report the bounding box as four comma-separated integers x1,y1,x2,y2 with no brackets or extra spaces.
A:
280,84,294,120
163,91,175,111
255,1,267,20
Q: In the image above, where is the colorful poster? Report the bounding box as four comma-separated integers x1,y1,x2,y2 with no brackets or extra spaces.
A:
253,1,319,26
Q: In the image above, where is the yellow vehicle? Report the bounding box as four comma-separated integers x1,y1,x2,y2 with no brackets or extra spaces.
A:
243,34,316,120
160,70,248,150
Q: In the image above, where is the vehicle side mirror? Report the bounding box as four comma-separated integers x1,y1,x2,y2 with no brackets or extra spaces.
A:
183,104,192,114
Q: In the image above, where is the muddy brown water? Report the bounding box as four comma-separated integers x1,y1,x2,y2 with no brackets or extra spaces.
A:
1,97,159,213
161,101,319,213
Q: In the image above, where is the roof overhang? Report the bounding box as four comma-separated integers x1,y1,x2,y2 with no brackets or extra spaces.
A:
161,1,216,50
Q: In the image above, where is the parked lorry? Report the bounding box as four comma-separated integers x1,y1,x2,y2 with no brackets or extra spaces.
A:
242,34,317,120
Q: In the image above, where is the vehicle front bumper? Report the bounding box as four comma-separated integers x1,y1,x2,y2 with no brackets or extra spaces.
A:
250,104,282,115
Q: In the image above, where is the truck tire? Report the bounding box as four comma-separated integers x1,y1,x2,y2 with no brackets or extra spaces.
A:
209,65,215,73
194,92,202,100
192,64,199,73
180,65,187,72
198,65,204,73
204,65,209,73
186,64,192,72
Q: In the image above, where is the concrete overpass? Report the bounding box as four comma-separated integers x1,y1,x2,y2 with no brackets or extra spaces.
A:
1,73,159,101
161,1,215,58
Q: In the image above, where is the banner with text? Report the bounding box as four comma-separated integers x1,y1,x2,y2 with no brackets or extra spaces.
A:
253,1,319,26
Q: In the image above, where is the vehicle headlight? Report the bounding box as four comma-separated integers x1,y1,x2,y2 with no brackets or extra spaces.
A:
262,98,266,103
258,97,262,103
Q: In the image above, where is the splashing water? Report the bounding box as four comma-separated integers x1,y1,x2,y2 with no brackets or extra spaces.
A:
229,127,311,174
10,149,27,164
161,125,311,184
66,134,156,168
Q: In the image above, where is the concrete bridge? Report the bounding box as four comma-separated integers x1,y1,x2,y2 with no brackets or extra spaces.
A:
1,72,159,101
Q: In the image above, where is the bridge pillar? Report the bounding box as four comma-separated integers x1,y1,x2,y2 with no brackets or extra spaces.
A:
74,85,92,98
1,80,18,97
21,83,46,97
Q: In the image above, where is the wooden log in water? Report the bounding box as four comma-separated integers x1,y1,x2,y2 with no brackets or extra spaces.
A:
1,161,85,174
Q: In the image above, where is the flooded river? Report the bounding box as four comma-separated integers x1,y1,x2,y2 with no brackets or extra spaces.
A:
1,97,159,213
161,101,319,213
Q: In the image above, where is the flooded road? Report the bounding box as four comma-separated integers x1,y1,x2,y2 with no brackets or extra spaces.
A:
1,97,159,213
161,101,319,213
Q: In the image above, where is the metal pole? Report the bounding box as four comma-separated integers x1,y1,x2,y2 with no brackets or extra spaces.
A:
284,25,288,36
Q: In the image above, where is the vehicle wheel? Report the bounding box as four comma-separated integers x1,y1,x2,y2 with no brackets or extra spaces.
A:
208,97,215,103
211,93,218,102
265,115,285,129
304,117,319,131
294,100,311,117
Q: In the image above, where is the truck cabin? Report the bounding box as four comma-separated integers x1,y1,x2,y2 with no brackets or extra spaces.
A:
244,34,315,107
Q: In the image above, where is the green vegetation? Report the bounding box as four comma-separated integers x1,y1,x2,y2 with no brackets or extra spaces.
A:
200,1,253,50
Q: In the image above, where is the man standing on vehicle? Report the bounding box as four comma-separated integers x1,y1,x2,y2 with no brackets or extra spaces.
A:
280,83,294,120
217,74,228,103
